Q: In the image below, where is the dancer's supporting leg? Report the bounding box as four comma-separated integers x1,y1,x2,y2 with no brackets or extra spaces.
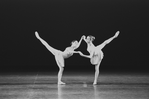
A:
38,36,65,84
93,61,101,85
55,55,66,85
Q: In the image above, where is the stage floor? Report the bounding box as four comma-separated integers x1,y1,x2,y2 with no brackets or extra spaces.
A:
0,73,149,99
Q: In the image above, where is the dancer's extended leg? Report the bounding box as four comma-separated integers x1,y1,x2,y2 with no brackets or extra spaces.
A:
55,55,66,85
97,31,119,49
93,61,101,85
35,32,58,55
104,31,119,44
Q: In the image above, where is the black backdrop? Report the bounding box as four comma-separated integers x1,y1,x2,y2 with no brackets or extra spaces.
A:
0,0,149,74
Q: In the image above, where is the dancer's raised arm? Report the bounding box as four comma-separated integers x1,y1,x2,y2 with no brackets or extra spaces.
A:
83,36,87,43
75,35,85,48
99,31,120,49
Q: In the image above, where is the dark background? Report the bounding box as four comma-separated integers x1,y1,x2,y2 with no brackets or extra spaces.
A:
0,0,149,74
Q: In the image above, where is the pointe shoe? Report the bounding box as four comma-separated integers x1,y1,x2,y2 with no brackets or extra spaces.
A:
93,82,97,85
35,31,40,39
115,31,120,38
58,81,66,85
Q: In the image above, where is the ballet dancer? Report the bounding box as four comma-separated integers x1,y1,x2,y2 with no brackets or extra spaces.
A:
35,31,84,84
79,31,120,84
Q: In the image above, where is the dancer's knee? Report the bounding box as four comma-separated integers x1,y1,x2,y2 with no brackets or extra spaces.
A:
59,66,64,71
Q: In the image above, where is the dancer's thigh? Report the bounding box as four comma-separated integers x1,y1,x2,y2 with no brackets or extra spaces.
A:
55,55,65,68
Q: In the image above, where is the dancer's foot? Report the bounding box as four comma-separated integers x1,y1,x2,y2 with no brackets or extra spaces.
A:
35,31,40,39
114,31,120,38
58,81,66,85
93,82,97,85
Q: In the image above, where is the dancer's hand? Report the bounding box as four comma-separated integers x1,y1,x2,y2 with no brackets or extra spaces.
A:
81,35,86,40
78,51,83,56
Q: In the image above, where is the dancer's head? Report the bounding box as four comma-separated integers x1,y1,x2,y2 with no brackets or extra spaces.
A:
71,40,79,49
86,35,95,43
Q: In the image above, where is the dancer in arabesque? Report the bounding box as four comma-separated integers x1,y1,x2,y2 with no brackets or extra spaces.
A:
35,31,85,84
79,31,120,84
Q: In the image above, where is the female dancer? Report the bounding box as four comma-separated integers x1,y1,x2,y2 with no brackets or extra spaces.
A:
35,31,84,84
79,31,120,84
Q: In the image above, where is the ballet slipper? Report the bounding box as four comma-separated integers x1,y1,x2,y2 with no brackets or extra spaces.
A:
58,81,66,85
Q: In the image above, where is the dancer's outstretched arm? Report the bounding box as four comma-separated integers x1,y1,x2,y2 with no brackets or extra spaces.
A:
98,31,120,49
72,51,80,54
79,51,91,58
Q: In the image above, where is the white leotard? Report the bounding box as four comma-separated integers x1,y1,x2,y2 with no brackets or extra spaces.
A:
62,47,74,58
